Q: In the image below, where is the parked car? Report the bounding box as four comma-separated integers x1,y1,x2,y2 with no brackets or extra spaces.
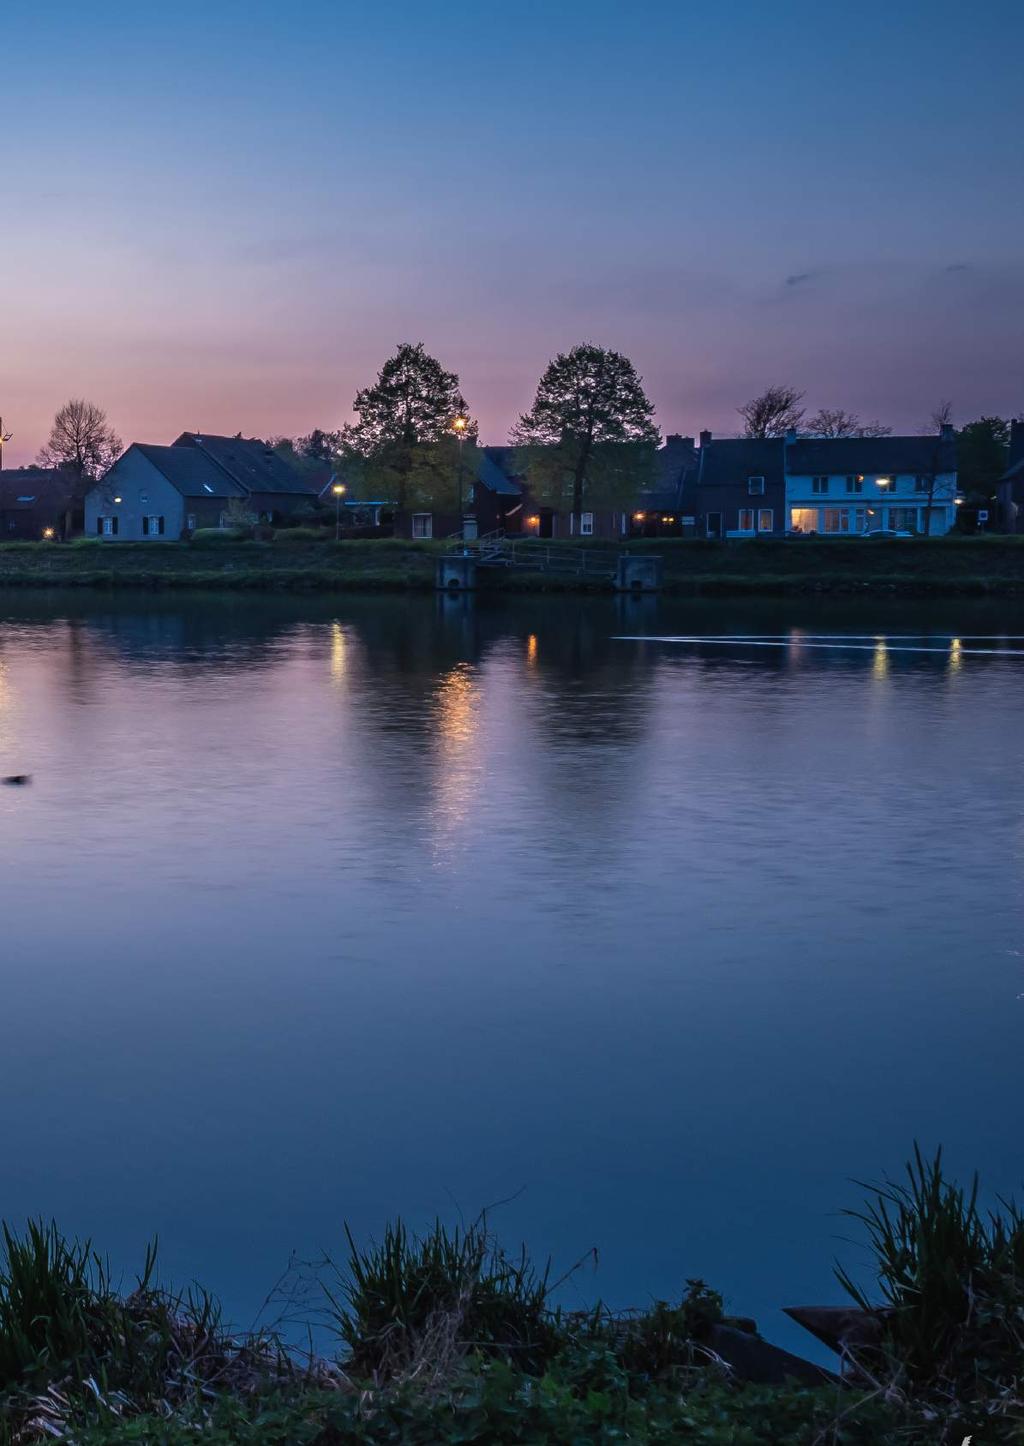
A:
862,528,915,540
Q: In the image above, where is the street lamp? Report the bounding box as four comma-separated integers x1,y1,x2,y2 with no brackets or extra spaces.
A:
0,419,12,474
332,481,347,541
451,415,468,536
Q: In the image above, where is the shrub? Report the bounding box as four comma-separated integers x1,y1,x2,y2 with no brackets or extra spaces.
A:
189,528,249,545
273,527,328,543
327,1217,557,1382
838,1144,1024,1399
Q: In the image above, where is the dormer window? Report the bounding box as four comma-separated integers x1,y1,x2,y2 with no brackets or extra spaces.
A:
747,476,766,495
203,483,215,494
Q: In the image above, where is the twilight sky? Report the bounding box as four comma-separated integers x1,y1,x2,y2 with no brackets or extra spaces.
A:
2,0,1022,464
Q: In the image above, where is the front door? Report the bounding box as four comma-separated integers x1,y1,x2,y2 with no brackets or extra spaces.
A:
706,512,723,538
538,509,555,539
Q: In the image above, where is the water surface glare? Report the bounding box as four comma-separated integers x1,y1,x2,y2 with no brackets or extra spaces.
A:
0,590,1021,1360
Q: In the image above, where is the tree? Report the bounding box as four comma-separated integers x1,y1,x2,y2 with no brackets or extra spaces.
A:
510,344,659,524
37,398,122,486
956,417,1010,505
919,403,956,537
738,385,805,438
341,343,475,512
805,408,891,438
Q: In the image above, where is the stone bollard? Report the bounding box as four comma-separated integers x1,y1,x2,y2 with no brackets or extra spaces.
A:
435,554,478,591
614,554,663,592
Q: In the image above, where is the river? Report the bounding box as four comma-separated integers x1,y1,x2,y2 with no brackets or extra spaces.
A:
1,589,1021,1359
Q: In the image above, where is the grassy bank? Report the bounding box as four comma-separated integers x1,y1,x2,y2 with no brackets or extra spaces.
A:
2,534,1024,596
1,1151,1021,1443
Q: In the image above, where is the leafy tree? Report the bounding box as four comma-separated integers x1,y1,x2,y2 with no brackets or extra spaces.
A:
341,343,475,512
738,385,805,438
510,344,659,524
956,417,1010,504
297,428,342,462
37,399,122,485
805,407,891,438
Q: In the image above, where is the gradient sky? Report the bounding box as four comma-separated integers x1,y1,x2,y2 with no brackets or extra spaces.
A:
2,0,1022,464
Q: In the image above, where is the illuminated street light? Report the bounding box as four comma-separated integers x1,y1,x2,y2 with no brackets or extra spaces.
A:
451,416,469,536
332,480,347,540
0,418,11,473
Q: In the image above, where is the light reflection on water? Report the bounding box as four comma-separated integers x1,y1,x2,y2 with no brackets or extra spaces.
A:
0,590,1021,1361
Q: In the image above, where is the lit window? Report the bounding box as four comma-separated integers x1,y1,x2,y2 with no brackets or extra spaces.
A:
758,509,774,532
738,508,755,531
580,511,594,536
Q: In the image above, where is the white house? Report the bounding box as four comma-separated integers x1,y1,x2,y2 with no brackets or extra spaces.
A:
784,430,959,537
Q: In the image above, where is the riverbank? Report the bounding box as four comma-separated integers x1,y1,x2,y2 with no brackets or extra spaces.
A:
1,1152,1019,1444
2,534,1024,595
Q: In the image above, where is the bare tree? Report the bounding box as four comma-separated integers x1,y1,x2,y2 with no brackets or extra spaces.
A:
920,402,956,538
929,400,954,432
805,407,891,438
738,385,805,438
37,399,122,486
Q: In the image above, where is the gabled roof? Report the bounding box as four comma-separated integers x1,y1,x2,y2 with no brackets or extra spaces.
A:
698,437,785,488
477,448,522,496
172,433,316,497
0,468,76,510
131,445,247,498
786,436,957,475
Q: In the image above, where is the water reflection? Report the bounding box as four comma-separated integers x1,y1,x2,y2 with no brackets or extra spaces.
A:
0,589,1022,1366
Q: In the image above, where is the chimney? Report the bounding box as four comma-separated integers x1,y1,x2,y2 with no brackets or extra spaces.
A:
785,427,798,441
699,429,712,448
1009,420,1024,467
940,423,954,442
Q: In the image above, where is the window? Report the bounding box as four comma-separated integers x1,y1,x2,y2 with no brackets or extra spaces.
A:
139,492,148,504
823,508,850,533
915,475,930,493
789,507,818,533
758,508,774,532
142,515,164,536
889,508,918,531
411,513,433,539
812,476,829,494
737,508,755,531
747,475,765,495
580,511,594,536
845,475,863,494
100,516,117,537
186,513,196,532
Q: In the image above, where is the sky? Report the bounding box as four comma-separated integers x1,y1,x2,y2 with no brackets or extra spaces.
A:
1,0,1022,465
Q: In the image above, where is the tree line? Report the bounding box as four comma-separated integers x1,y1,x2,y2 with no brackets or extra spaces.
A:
26,349,1022,524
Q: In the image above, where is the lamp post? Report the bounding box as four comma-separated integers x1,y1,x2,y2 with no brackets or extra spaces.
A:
451,415,468,537
332,481,347,541
0,420,12,474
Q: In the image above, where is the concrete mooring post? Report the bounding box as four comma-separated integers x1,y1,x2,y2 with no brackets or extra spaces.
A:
614,555,663,592
435,554,478,591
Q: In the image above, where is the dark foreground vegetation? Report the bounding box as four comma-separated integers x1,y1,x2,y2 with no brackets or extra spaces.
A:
3,534,1024,596
1,1150,1022,1443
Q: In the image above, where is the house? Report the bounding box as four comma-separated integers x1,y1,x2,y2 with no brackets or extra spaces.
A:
0,468,79,540
85,433,318,540
785,428,959,536
632,435,698,537
688,427,960,538
997,421,1024,533
691,433,787,538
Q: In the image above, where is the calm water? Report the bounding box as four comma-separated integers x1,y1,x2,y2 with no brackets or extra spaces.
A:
1,589,1022,1358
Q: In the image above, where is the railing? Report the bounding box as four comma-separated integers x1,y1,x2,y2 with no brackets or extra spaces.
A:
476,538,622,577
